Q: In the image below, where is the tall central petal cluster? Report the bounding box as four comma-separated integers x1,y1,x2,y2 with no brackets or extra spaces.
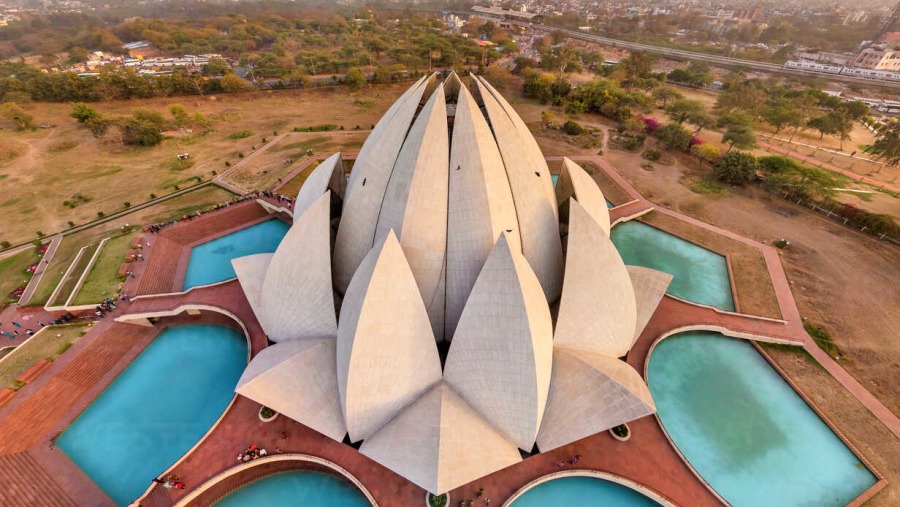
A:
231,74,673,495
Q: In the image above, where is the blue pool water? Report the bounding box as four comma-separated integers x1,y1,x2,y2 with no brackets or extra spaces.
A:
511,476,659,506
648,332,876,507
56,325,248,506
215,471,370,507
183,219,290,289
611,221,735,311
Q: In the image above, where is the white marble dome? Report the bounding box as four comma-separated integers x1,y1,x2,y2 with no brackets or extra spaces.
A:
230,73,673,495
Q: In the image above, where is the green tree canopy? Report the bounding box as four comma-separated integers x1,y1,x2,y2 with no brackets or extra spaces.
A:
655,123,693,151
714,151,758,184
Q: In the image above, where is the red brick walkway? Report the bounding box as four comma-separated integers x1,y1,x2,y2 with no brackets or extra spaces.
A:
2,156,893,507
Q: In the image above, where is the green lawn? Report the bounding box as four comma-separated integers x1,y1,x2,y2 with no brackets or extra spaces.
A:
278,161,320,198
0,247,40,305
47,242,100,308
0,323,90,390
72,232,138,305
27,185,235,306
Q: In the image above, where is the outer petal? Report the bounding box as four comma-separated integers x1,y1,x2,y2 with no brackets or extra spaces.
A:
444,233,553,450
536,348,655,452
293,152,345,221
236,338,347,441
556,157,611,235
627,265,673,346
337,231,442,442
260,192,337,342
555,200,636,357
231,253,272,322
360,383,521,495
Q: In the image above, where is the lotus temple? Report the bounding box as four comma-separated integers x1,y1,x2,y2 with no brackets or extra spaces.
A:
0,74,890,507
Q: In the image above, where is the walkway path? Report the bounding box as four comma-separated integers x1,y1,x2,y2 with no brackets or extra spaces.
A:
17,234,63,306
758,140,900,194
213,133,288,194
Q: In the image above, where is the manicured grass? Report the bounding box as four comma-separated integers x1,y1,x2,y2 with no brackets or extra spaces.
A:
72,232,138,305
48,242,100,308
0,323,90,389
0,247,40,304
28,185,235,306
277,161,319,198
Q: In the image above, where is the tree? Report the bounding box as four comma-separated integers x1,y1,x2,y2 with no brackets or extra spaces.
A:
664,99,705,125
827,110,853,150
722,123,756,153
220,74,252,93
806,115,836,140
865,119,900,168
202,56,231,76
345,67,366,91
169,104,189,125
692,143,722,170
71,102,100,123
652,86,683,107
655,123,693,151
714,151,758,184
0,102,35,130
762,99,798,136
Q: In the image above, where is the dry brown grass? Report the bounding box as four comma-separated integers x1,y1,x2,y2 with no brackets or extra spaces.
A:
0,84,411,246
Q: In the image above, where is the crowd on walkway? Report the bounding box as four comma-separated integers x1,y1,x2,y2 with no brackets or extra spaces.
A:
0,312,80,339
144,191,292,234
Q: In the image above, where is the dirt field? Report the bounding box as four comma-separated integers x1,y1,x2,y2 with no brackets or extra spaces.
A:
0,84,413,246
221,131,368,191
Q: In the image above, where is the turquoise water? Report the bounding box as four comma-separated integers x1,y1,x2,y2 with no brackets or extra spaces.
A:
215,471,370,507
56,325,248,506
511,476,659,506
610,221,734,311
183,219,290,289
648,332,876,507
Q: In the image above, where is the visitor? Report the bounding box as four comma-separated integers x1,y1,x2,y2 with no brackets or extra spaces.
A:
12,321,21,328
281,431,289,441
484,499,490,506
476,488,484,498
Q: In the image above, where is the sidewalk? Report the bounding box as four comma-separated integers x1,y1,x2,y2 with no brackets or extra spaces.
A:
17,235,63,306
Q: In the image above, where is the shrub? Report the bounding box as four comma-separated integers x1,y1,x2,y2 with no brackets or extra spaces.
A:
67,221,74,227
228,130,253,139
0,241,10,249
655,123,693,151
36,231,44,237
623,135,645,151
260,406,276,418
642,117,661,133
149,193,156,199
97,211,104,217
293,125,337,132
123,202,131,208
224,161,231,167
645,148,662,161
238,152,244,158
562,120,585,135
713,151,759,185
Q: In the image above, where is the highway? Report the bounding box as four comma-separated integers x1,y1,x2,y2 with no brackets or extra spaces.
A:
509,21,900,89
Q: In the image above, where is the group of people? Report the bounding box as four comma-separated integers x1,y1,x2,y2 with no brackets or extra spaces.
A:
94,298,117,318
145,194,264,234
0,313,79,339
459,487,490,506
555,454,582,467
152,474,185,489
238,444,268,462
